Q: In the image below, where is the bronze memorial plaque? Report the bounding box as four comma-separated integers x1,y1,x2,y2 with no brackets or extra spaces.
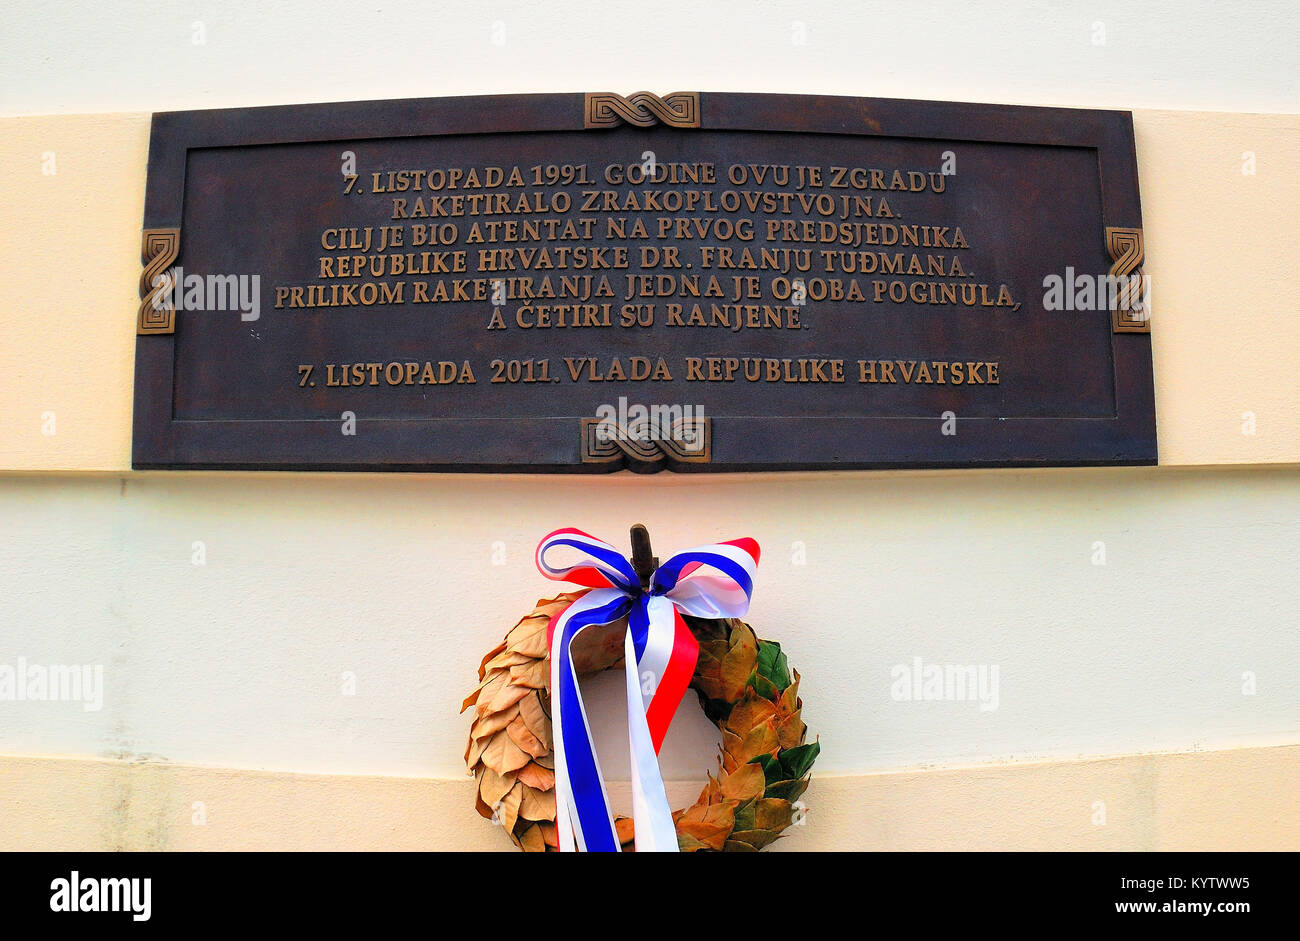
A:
132,91,1155,472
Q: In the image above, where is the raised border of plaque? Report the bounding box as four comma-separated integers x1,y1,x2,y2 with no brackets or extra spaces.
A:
133,91,1155,472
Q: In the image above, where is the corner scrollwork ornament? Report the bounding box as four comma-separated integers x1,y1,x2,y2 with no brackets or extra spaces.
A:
580,415,711,471
138,228,181,334
584,91,700,129
1105,226,1149,333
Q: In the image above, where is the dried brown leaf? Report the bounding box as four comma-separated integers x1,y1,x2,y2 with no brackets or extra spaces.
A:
721,730,743,772
477,641,508,678
465,732,489,768
518,688,551,734
470,702,519,741
519,784,556,822
479,729,531,775
508,658,548,690
506,715,547,758
778,670,801,714
734,719,780,763
517,761,555,791
675,818,730,851
478,767,516,807
677,800,735,831
473,672,510,718
506,616,551,658
728,828,780,850
696,771,722,806
776,712,807,749
726,693,779,737
484,649,533,673
719,762,765,802
615,816,636,845
485,679,531,715
498,780,523,834
719,623,758,700
677,831,711,852
517,823,546,853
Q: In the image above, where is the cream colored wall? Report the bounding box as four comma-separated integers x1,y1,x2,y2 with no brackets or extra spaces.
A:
4,747,1296,851
1,109,1298,471
2,467,1298,778
0,112,146,472
3,1,1296,116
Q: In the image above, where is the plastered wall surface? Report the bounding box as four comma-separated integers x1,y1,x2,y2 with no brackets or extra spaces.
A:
1,110,1297,471
4,747,1296,851
2,1,1296,117
0,467,1296,779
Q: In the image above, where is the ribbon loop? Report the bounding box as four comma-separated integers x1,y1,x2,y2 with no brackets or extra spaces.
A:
536,528,760,852
536,528,639,592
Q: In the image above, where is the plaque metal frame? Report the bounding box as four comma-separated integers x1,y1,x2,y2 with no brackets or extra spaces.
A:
134,91,1155,472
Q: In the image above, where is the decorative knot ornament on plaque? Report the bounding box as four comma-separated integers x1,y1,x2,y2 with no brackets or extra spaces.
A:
1104,226,1150,333
584,91,701,128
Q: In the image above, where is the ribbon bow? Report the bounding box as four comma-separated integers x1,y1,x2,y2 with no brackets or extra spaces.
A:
536,527,760,852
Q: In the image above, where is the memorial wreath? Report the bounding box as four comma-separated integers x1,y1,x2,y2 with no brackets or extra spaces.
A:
462,525,819,852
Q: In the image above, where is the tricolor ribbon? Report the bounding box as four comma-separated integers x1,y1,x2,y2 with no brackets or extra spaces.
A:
536,527,760,852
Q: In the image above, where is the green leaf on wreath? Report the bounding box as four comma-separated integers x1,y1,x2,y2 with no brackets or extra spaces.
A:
772,651,790,689
728,828,781,850
778,742,820,780
732,796,758,831
755,641,791,690
748,671,779,699
748,753,786,786
763,776,810,802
